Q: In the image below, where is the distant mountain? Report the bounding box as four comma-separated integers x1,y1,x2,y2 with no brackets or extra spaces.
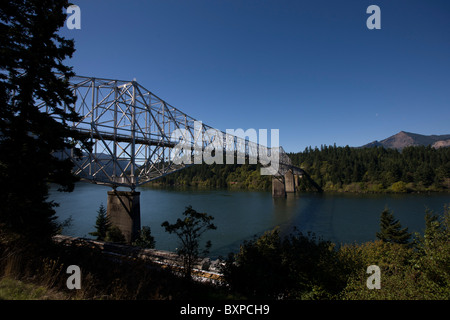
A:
361,131,450,150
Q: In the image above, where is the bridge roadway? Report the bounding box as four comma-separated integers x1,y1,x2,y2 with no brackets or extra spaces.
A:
75,127,303,175
77,128,177,148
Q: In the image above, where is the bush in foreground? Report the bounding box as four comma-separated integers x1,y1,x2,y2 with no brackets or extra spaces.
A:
222,206,449,300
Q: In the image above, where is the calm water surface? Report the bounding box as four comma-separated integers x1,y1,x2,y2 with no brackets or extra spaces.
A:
49,183,449,258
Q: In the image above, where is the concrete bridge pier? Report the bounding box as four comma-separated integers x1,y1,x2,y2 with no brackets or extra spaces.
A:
107,190,141,244
294,174,299,190
285,170,295,193
272,177,286,197
272,171,302,197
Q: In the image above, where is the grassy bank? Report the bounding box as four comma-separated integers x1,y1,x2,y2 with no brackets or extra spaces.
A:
0,277,68,300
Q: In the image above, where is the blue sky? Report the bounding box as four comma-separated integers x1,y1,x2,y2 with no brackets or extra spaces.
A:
60,0,450,152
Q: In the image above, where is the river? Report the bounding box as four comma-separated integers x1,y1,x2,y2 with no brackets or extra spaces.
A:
49,183,449,258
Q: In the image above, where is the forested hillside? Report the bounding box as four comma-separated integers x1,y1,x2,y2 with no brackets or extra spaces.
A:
148,145,450,193
150,162,272,190
290,145,450,192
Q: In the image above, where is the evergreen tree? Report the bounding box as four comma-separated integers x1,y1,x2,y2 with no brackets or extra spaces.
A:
132,226,156,249
376,208,411,244
0,0,90,250
89,203,110,241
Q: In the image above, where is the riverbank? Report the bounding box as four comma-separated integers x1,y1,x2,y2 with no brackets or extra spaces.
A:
53,235,224,284
318,181,450,194
146,180,450,194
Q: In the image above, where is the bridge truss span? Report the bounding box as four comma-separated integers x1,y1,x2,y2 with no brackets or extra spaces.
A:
40,75,300,190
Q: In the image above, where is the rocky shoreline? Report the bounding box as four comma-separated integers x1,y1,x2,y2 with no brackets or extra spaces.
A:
53,235,223,283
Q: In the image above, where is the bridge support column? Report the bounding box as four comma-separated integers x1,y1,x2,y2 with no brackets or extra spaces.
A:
285,170,296,193
107,190,141,244
272,177,286,197
294,174,299,190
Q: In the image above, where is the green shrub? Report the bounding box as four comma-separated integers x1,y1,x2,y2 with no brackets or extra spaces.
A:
221,227,346,299
390,181,408,193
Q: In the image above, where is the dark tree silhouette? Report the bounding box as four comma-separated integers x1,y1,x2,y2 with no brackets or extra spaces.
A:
0,0,89,250
162,206,216,278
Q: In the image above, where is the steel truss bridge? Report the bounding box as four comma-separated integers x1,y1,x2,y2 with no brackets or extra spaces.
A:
39,75,305,191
